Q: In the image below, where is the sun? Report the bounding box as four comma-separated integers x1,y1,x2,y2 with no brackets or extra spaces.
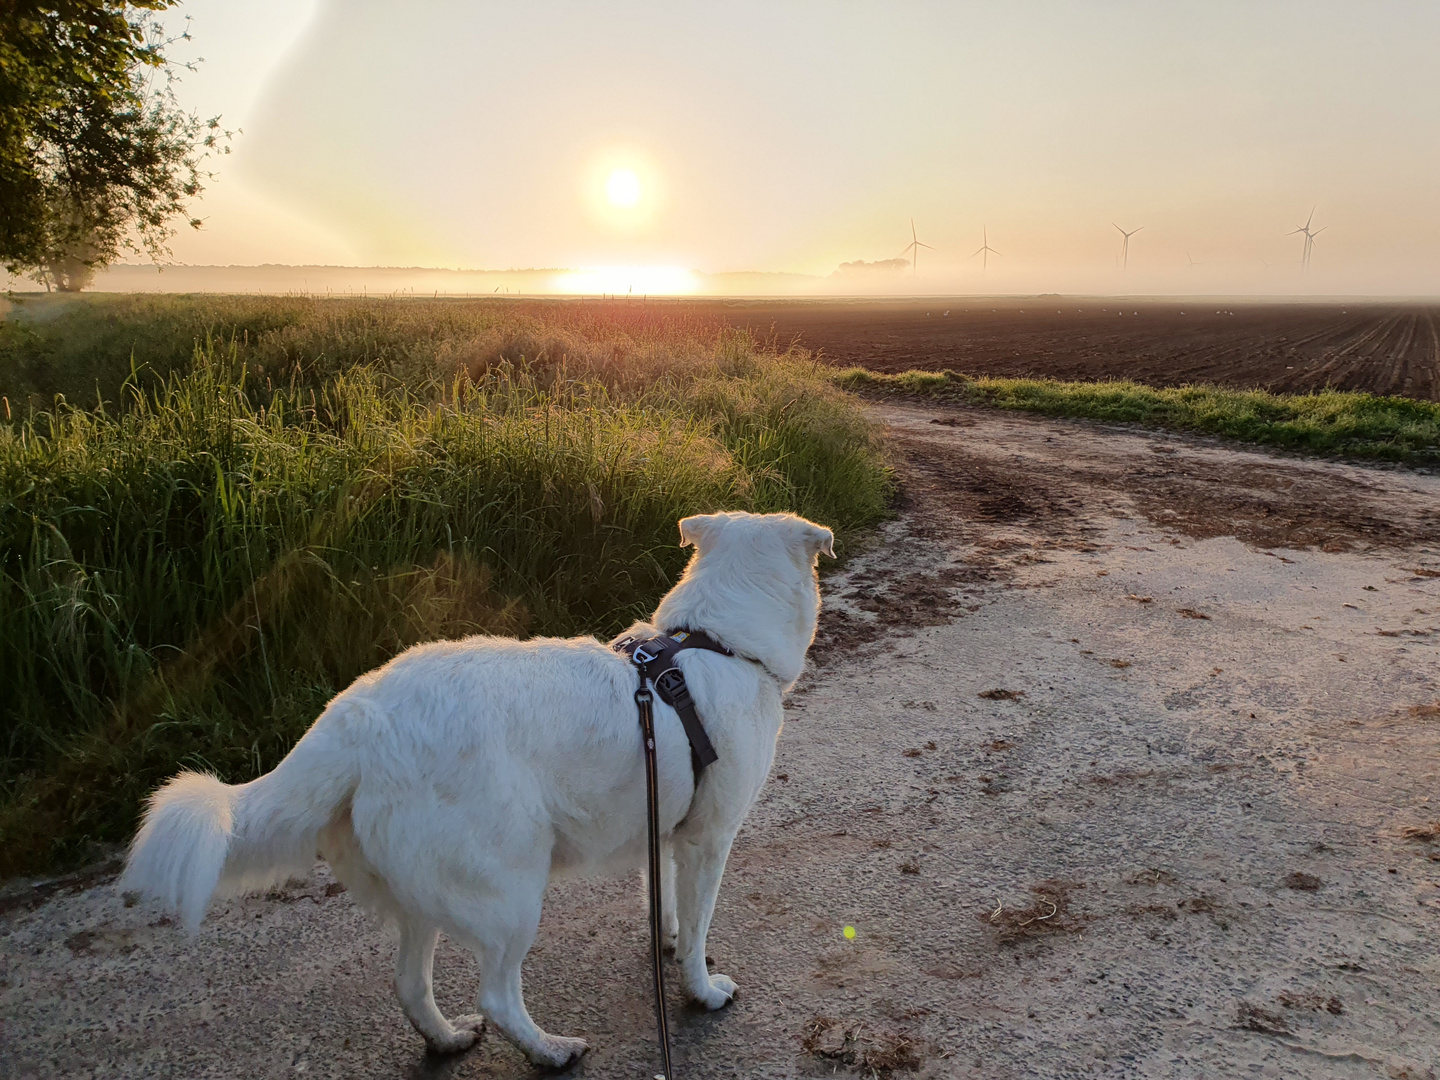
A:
605,168,641,208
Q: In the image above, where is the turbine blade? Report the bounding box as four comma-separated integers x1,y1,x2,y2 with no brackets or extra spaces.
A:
917,241,935,250
971,248,985,258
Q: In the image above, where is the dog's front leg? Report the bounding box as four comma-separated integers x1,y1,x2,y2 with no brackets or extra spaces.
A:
672,832,738,1009
661,839,679,952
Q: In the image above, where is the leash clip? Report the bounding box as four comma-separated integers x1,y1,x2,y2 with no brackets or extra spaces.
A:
635,686,654,705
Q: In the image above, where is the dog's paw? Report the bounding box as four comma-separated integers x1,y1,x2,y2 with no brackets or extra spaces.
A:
424,1014,485,1054
528,1034,589,1070
690,973,737,1010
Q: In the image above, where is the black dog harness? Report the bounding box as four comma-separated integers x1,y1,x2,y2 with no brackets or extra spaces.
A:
614,629,731,779
612,628,733,1080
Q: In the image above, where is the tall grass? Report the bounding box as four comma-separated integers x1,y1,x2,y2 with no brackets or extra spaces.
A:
837,368,1440,464
0,297,891,875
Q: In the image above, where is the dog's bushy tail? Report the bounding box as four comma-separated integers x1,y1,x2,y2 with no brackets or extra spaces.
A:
121,713,359,932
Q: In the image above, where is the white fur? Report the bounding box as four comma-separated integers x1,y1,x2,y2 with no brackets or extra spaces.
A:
122,510,834,1067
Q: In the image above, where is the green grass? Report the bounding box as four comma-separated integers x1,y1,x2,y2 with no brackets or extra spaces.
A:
0,295,892,875
837,368,1440,465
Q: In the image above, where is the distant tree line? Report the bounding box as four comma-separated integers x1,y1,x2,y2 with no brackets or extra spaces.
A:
0,0,229,291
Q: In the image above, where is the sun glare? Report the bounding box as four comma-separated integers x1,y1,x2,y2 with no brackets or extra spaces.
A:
553,266,696,295
605,168,642,208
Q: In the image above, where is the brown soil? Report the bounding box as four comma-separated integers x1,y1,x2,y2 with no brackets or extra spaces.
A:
689,298,1440,400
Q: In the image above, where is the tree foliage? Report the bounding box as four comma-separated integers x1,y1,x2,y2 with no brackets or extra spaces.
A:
0,1,231,290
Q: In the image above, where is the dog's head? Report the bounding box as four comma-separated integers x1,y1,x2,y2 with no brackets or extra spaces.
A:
653,511,835,687
678,511,835,566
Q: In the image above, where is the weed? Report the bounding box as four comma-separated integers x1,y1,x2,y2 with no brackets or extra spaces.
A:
0,297,892,874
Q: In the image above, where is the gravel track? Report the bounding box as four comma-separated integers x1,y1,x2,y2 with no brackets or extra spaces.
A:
4,401,1438,1079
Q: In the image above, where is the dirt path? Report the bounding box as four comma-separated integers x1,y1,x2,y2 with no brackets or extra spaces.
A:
4,402,1439,1079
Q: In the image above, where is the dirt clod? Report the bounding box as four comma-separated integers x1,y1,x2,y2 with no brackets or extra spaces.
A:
978,689,1024,701
1284,872,1323,891
801,1016,926,1075
1236,1001,1292,1035
980,880,1086,943
1278,991,1344,1015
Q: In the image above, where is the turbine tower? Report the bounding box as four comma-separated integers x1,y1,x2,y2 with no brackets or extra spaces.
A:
1113,223,1143,268
1288,208,1326,271
971,226,1001,271
899,219,934,277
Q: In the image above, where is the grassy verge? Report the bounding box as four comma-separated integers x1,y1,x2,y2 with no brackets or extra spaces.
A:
0,296,891,875
836,368,1440,465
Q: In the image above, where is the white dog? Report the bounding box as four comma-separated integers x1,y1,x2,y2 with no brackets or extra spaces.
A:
122,510,834,1067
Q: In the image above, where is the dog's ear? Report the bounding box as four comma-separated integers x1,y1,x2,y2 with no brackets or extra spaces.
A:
678,514,724,550
793,519,835,560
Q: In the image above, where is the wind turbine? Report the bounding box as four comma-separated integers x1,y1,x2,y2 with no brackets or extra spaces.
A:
899,219,934,277
1114,223,1143,268
1186,252,1201,271
1288,208,1325,270
971,226,1001,271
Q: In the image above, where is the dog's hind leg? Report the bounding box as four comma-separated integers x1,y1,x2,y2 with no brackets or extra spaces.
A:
395,917,485,1054
457,877,588,1069
673,831,739,1009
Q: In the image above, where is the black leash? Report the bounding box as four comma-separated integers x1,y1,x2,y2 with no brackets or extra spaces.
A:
635,683,673,1080
614,629,733,1080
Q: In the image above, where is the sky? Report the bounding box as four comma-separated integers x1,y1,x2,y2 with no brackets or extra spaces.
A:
141,1,1440,295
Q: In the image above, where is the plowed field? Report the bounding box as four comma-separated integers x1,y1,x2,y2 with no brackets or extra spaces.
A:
694,299,1440,401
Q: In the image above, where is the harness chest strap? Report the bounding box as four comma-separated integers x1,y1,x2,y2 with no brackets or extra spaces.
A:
613,629,730,780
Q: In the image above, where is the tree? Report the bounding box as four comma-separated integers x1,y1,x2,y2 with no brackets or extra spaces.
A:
0,1,230,290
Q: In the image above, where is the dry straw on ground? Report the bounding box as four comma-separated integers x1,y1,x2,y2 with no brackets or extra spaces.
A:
801,1016,926,1075
978,880,1087,943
